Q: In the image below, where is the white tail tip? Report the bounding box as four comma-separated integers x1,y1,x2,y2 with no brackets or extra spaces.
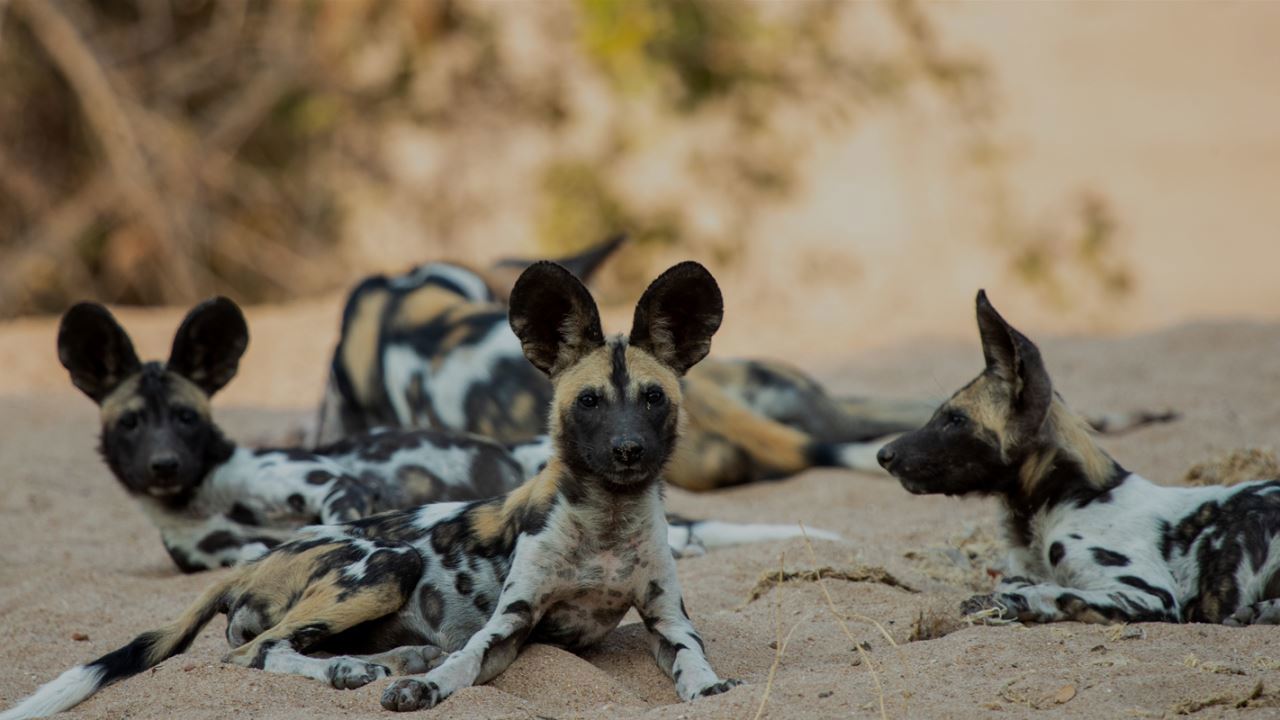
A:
1,665,104,720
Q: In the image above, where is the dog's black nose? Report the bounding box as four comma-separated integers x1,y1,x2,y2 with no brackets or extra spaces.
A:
612,438,644,465
150,456,180,478
876,445,896,470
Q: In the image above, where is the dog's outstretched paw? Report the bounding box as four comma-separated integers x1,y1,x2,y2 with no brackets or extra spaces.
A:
327,658,390,690
961,593,1012,622
381,678,442,712
696,678,744,698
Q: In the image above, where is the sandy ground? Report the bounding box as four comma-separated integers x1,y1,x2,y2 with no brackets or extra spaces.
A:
3,3,1280,718
3,306,1280,720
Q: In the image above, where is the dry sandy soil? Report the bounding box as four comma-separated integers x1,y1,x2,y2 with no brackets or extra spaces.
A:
3,306,1280,720
3,3,1280,719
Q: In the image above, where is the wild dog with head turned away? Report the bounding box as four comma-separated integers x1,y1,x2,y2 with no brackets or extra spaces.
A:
2,261,748,719
55,297,835,573
877,291,1280,625
314,236,1175,492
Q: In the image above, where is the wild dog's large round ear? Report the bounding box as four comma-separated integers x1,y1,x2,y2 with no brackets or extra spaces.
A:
629,261,723,376
974,290,1052,438
58,302,142,403
167,296,249,396
509,261,605,377
489,234,628,302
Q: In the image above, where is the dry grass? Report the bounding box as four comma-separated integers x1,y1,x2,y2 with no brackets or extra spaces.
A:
1183,447,1280,487
902,522,1004,592
743,565,917,605
1169,681,1278,715
751,553,801,720
907,598,967,642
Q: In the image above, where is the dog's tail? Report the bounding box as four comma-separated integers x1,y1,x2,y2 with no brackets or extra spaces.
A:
665,514,842,557
677,377,895,488
1,573,239,720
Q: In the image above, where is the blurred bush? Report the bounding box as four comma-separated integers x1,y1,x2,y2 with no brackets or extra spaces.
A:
0,0,1130,317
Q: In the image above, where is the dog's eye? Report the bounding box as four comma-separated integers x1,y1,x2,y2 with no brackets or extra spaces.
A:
578,392,599,409
175,407,198,425
946,412,967,428
119,412,139,430
645,388,666,407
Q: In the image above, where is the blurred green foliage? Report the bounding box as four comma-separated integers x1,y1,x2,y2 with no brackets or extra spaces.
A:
0,0,1132,317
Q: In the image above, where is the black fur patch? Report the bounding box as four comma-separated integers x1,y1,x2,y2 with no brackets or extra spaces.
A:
418,587,446,631
228,503,259,526
1090,547,1131,567
1048,542,1065,566
307,470,337,485
1118,575,1175,609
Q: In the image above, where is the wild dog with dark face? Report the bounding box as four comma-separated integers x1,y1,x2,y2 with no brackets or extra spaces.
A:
57,299,535,572
877,291,1280,625
56,298,821,574
4,261,745,719
316,238,1175,491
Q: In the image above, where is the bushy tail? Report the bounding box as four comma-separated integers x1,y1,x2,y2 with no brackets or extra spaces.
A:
1,573,238,720
665,514,842,557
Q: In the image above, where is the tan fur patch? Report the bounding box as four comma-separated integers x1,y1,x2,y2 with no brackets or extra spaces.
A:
340,288,391,405
549,346,615,432
470,458,565,544
680,376,809,477
622,346,681,401
99,372,211,425
947,376,1012,451
390,285,462,333
99,375,145,424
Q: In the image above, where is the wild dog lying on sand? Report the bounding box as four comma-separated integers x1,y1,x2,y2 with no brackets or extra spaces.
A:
878,291,1280,625
3,261,745,719
56,298,837,572
314,236,1175,491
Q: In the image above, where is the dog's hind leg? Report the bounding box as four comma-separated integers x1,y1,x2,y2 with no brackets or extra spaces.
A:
353,646,448,675
223,542,423,689
1223,599,1280,626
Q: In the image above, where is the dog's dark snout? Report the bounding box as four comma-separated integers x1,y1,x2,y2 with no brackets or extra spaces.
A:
150,455,180,479
876,445,896,470
612,437,644,465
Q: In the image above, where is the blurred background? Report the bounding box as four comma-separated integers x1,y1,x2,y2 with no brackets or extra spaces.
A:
1,0,1278,364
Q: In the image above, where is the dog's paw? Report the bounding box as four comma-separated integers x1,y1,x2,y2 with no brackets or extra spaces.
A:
381,678,442,712
397,646,448,675
960,593,1010,621
695,678,744,698
1224,600,1280,626
327,658,390,690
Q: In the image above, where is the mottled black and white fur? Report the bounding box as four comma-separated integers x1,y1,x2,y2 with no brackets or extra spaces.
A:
55,299,833,574
878,290,1280,625
3,260,751,719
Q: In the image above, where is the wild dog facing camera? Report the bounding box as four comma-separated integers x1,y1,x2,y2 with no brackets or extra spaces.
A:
877,290,1054,497
57,298,246,505
508,260,723,493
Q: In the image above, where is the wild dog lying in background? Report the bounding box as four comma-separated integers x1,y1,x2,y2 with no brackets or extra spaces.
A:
878,291,1280,625
4,261,745,720
56,298,837,573
314,236,1175,491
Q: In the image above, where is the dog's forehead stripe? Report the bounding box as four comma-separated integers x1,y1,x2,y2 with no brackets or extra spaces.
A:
609,339,630,399
623,346,681,399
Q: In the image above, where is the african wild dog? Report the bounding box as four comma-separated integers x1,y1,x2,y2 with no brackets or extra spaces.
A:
4,261,747,719
314,238,1175,492
877,290,1280,625
55,298,837,573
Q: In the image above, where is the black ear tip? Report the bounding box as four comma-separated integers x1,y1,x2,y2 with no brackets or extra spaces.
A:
976,289,989,305
190,296,247,328
512,261,579,296
664,261,720,290
59,302,115,338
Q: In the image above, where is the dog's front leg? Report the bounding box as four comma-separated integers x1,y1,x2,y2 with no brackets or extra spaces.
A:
380,542,546,712
637,559,742,701
962,576,1180,624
